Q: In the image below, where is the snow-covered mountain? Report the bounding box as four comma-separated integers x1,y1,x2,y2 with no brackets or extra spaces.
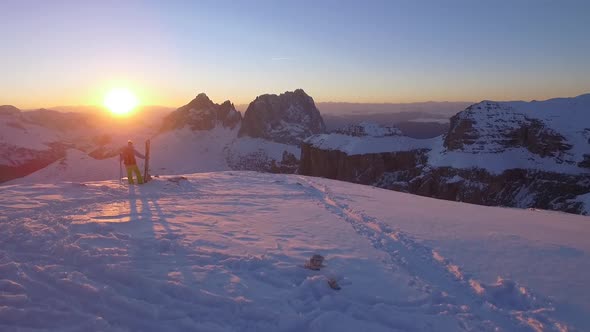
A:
154,92,301,174
301,94,590,215
153,91,309,174
0,107,86,182
444,95,590,165
4,93,589,215
239,89,326,145
1,171,589,331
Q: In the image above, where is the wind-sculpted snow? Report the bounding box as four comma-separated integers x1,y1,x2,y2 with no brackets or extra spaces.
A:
1,172,589,331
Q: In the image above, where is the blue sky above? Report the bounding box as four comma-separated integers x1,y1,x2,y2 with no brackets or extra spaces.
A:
1,0,589,108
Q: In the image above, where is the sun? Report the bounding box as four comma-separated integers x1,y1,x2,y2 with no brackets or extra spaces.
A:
104,88,139,115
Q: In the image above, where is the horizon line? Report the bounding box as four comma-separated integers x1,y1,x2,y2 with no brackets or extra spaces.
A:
6,91,589,111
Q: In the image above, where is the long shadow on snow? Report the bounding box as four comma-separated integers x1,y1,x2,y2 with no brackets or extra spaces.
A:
125,180,271,330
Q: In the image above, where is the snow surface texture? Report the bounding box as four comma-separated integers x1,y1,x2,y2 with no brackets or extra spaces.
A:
1,172,589,331
307,94,590,175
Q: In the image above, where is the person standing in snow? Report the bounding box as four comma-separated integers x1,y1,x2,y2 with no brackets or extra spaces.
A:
120,140,145,184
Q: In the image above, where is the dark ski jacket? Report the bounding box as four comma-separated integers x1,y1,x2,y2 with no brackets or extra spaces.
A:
120,146,145,166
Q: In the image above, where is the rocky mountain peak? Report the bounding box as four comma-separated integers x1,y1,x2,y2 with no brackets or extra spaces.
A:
238,89,326,145
180,93,216,112
160,93,242,132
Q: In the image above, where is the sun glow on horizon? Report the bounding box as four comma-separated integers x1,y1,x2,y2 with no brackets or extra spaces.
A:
104,88,139,115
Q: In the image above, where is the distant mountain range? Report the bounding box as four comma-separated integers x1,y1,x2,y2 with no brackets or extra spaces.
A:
2,92,589,215
238,101,469,138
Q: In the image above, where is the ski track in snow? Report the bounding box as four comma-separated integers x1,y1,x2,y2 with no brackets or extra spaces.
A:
297,176,572,332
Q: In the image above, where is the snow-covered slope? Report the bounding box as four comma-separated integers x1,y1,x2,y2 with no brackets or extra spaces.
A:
0,109,70,182
151,127,235,175
6,149,120,184
10,126,300,184
0,112,60,152
1,172,589,331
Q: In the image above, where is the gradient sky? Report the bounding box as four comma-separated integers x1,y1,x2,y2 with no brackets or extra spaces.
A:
1,0,590,108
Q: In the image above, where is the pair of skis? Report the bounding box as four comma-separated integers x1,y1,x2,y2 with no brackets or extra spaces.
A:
144,139,151,183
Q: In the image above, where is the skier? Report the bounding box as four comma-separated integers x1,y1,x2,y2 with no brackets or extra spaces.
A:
120,140,145,184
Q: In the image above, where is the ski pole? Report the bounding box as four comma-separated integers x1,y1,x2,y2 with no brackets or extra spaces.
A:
119,154,123,184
